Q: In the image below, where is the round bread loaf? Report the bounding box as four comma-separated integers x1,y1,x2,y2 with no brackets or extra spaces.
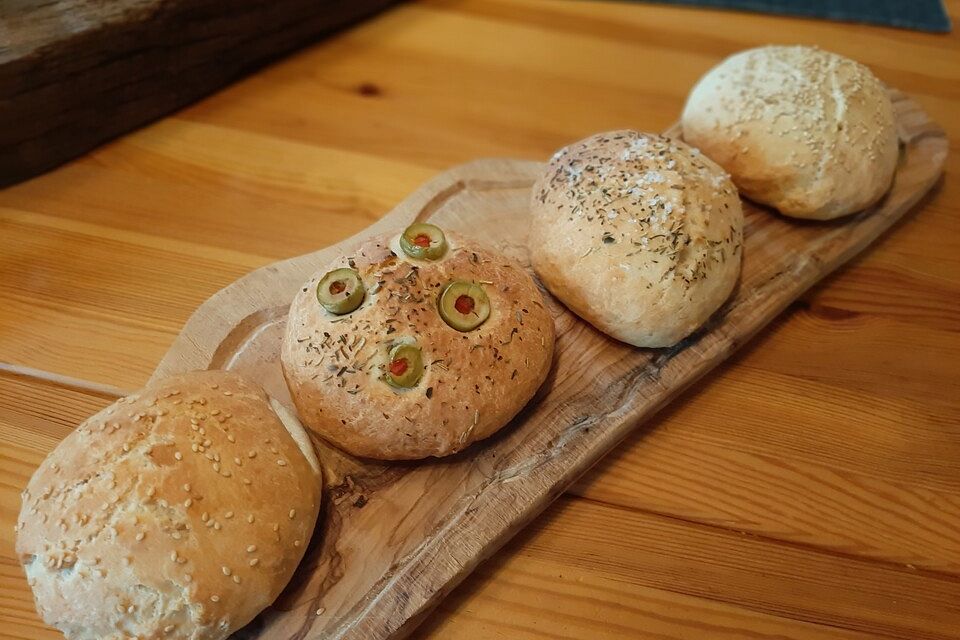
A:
281,229,555,460
681,45,898,220
529,131,743,348
16,370,322,640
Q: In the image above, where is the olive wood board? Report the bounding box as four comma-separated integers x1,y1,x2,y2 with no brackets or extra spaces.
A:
149,88,947,639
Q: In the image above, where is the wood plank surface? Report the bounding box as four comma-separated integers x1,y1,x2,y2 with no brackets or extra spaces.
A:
1,1,959,638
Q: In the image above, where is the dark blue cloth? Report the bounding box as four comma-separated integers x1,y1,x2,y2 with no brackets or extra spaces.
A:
639,0,951,32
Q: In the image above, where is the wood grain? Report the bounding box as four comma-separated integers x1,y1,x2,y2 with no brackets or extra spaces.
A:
1,1,959,638
136,89,947,639
0,0,398,184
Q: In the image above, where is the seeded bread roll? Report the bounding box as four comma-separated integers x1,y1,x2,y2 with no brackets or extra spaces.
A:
16,370,322,640
281,229,555,460
681,45,898,220
529,131,743,348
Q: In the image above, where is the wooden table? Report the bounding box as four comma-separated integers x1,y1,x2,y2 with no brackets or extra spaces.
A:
1,1,958,638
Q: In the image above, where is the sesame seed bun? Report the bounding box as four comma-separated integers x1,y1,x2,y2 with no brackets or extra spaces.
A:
15,370,322,640
529,131,743,348
681,45,899,220
281,230,556,460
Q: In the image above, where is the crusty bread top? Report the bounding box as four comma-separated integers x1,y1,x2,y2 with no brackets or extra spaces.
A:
529,131,743,347
16,370,322,640
282,230,555,460
681,45,898,219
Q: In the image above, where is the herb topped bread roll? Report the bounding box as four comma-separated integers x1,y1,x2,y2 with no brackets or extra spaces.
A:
16,370,322,640
530,131,743,348
682,45,898,220
281,224,555,460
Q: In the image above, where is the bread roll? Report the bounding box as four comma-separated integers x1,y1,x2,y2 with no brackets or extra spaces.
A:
16,370,322,640
681,45,898,220
529,131,743,347
282,228,555,460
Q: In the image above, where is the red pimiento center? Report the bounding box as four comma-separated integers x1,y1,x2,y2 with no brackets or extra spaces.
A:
389,358,409,377
454,294,475,315
413,233,432,248
329,280,346,295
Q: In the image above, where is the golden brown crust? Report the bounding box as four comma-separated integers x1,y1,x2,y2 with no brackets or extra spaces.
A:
530,131,743,348
281,230,555,460
15,370,322,640
681,45,898,220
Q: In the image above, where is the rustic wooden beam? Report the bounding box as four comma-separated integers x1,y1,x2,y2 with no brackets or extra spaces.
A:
0,0,397,185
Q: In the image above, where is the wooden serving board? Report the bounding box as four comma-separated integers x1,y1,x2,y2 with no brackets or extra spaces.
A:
150,89,946,640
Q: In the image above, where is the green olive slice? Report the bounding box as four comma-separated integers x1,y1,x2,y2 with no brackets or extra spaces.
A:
317,268,365,314
384,343,424,388
439,281,490,332
399,223,447,260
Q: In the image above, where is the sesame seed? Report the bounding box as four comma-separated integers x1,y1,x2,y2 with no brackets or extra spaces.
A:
232,575,241,584
234,457,242,465
242,478,252,486
247,545,257,552
191,444,199,452
289,509,296,519
294,540,301,547
201,512,209,522
211,595,220,603
223,391,232,396
247,514,255,523
225,511,234,519
122,444,131,453
272,524,279,532
170,551,178,562
249,558,259,567
184,499,193,508
183,483,191,492
128,605,135,614
227,434,236,443
174,452,183,461
214,522,222,531
316,607,325,616
164,625,175,633
211,409,220,416
248,451,256,458
172,532,182,540
185,574,192,582
135,532,145,541
277,459,287,466
213,462,221,472
222,566,231,576
147,487,156,498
